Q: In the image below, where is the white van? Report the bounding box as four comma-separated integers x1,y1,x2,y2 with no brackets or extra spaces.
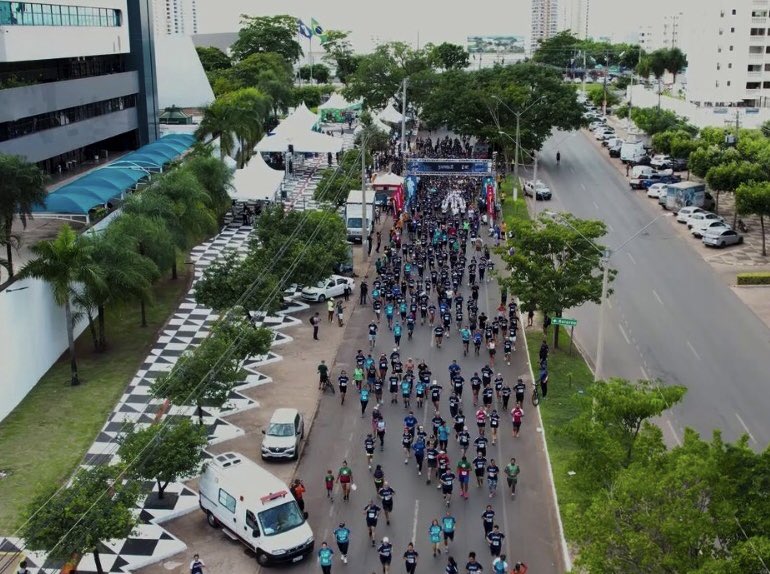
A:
620,141,646,164
631,165,653,179
199,452,314,566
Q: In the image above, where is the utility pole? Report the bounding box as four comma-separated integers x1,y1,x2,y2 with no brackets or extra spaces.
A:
602,51,610,116
533,151,539,185
581,50,587,95
361,135,369,260
401,78,408,156
595,250,611,382
513,114,521,202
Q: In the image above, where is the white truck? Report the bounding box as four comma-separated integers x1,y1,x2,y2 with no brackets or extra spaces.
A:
620,141,646,164
345,188,375,242
199,452,314,566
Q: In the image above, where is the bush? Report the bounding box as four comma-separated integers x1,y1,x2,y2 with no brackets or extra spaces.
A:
737,272,770,285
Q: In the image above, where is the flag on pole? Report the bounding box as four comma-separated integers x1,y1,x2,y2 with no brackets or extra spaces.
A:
310,17,327,43
298,19,312,39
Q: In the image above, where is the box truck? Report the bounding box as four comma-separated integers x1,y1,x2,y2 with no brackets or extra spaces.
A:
620,141,646,164
665,181,709,211
345,188,375,242
198,452,314,566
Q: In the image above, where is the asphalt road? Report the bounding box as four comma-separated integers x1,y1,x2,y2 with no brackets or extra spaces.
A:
291,251,565,574
525,129,770,447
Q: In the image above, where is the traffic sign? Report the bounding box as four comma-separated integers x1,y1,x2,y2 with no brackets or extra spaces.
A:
551,317,577,327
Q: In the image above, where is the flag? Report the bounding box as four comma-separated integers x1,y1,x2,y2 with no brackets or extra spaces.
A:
297,19,312,39
311,17,327,43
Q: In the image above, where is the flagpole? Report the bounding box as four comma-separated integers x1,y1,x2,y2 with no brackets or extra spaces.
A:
309,35,313,83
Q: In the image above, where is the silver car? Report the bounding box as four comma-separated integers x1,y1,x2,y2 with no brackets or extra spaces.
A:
702,228,744,248
261,408,305,460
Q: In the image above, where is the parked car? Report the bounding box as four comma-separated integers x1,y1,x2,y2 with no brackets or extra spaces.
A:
603,136,622,148
671,158,688,172
658,188,668,207
633,154,652,166
589,120,607,130
692,220,731,238
702,227,744,248
333,245,354,276
650,154,672,169
523,179,552,200
300,275,355,302
261,408,305,460
646,183,668,198
609,141,623,157
594,128,615,140
630,173,681,190
686,211,724,231
676,206,705,223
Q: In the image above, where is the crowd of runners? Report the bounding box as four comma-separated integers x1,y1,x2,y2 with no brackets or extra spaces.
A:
314,171,545,574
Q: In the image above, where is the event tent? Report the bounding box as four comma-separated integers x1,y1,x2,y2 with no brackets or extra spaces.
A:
354,115,392,135
372,172,404,189
378,105,404,124
273,103,319,134
255,125,343,154
319,93,360,111
229,153,285,202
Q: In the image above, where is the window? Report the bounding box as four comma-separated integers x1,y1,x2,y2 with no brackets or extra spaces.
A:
730,45,734,51
0,2,121,26
729,63,733,69
245,510,259,533
763,81,770,88
727,81,731,86
731,27,735,32
218,489,236,513
732,9,737,15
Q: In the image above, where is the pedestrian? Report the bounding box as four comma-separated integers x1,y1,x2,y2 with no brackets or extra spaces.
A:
511,405,524,438
481,505,495,536
465,552,483,573
376,231,382,252
404,542,419,574
290,479,306,512
333,523,350,563
328,298,335,322
361,280,369,305
539,340,549,363
365,500,382,545
337,461,353,501
310,312,320,340
626,162,630,176
429,519,442,556
328,152,333,167
378,537,393,574
318,542,334,574
446,557,459,574
344,283,351,302
336,300,345,327
527,309,534,327
492,554,508,574
16,561,30,574
512,562,528,573
368,232,374,256
486,525,505,557
504,458,520,497
325,469,335,499
539,366,548,399
190,554,205,574
542,315,551,333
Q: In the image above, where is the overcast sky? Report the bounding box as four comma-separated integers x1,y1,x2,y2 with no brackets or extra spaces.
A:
197,0,694,51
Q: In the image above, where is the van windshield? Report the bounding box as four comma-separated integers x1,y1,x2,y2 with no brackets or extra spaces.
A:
258,501,305,536
347,217,363,228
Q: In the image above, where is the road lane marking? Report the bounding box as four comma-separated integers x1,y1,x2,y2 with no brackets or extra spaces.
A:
686,340,701,361
735,413,757,444
618,323,631,344
652,289,663,306
592,200,598,209
640,365,649,379
582,183,588,192
411,500,420,543
666,420,682,446
627,252,636,265
607,298,613,309
607,224,614,232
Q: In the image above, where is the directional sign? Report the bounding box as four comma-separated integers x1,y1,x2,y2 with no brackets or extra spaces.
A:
551,317,577,327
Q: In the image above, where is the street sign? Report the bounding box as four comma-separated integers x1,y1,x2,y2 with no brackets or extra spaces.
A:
551,317,577,327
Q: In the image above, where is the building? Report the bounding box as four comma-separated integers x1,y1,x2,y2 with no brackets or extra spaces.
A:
530,0,560,53
153,0,197,36
680,0,769,108
0,0,159,174
638,11,684,52
561,0,589,40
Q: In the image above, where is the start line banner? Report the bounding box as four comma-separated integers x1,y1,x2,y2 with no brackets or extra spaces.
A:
406,158,494,176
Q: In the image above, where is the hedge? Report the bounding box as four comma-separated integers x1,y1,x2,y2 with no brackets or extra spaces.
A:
737,272,770,285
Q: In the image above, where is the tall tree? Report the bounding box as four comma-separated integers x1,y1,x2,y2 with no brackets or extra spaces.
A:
531,31,582,69
736,181,770,256
428,42,470,70
17,225,103,385
706,161,765,216
231,15,302,63
118,419,208,499
184,155,234,221
0,218,20,279
195,46,231,72
22,465,140,574
665,47,688,83
499,212,614,347
321,30,358,83
195,101,235,162
0,154,47,280
219,88,270,166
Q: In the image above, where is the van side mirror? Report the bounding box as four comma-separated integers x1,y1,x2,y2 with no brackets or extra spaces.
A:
252,528,260,538
261,429,265,434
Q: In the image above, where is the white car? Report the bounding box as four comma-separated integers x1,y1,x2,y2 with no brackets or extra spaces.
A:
523,179,552,200
646,183,668,198
691,219,730,238
300,275,355,303
676,206,705,223
261,408,305,460
686,211,723,230
650,154,672,169
702,228,744,247
594,128,615,141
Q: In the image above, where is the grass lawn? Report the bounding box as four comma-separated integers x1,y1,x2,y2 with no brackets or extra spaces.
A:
0,268,191,532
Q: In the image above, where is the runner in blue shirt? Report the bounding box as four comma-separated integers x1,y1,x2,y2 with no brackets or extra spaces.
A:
317,542,334,574
385,303,395,329
393,322,402,347
333,524,350,564
401,379,412,409
429,519,442,556
412,436,425,475
441,511,457,553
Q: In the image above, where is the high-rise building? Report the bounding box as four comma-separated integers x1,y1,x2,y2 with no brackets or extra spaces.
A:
531,0,560,54
0,0,159,173
153,0,197,36
680,0,770,107
561,0,589,40
638,11,684,52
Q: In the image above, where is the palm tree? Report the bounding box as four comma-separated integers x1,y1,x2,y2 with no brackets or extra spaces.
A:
195,101,235,162
221,88,269,168
0,219,20,279
184,156,234,221
17,225,104,385
0,154,47,280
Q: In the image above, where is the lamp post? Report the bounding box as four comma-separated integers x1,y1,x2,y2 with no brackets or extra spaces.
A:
361,133,369,260
492,95,544,197
543,210,673,381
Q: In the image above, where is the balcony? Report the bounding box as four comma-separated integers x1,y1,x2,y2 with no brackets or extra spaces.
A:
749,35,768,44
749,52,766,61
748,70,763,78
752,16,768,23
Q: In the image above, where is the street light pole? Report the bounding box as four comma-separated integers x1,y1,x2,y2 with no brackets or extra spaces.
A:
514,114,521,201
595,250,611,382
361,135,368,260
401,78,408,156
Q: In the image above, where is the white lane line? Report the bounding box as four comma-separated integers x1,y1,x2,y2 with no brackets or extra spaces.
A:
652,289,663,306
607,298,613,309
411,500,420,543
666,420,682,447
640,365,649,379
582,183,588,192
592,200,599,209
735,413,757,444
618,323,631,344
607,224,614,232
328,506,334,517
627,252,636,265
686,340,701,361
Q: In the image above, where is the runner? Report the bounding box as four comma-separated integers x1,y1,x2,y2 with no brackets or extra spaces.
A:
373,464,385,491
486,525,505,558
364,500,382,546
337,461,353,501
353,365,364,392
489,410,500,445
376,417,387,450
456,455,472,499
504,457,520,498
492,555,508,574
429,519,443,556
404,543,419,574
440,466,456,506
369,320,379,350
426,442,439,484
360,386,371,418
481,505,495,536
412,434,426,476
317,541,334,574
364,433,376,470
470,372,482,406
337,369,349,405
441,510,457,552
324,469,335,500
377,537,393,574
465,552,484,574
333,523,350,564
378,481,395,525
487,458,499,498
513,378,526,407
511,404,524,438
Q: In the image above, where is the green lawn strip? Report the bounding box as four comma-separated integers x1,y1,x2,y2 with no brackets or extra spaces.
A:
524,328,595,541
0,269,191,532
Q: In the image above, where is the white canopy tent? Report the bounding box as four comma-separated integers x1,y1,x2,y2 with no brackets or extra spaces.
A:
372,172,404,187
354,115,392,135
256,125,343,154
319,93,355,110
378,105,404,124
273,103,319,134
229,153,285,202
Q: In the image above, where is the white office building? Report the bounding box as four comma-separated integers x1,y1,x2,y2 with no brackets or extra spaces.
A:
531,0,560,53
560,0,589,40
153,0,197,36
638,11,684,52
680,0,770,107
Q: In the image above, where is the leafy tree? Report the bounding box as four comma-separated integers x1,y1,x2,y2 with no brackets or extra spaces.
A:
630,106,695,136
117,419,208,499
184,154,234,221
586,83,620,108
22,465,140,574
356,111,390,152
314,149,369,206
0,154,47,279
706,161,765,215
17,225,103,385
321,30,359,83
196,99,235,161
194,251,281,313
299,63,330,84
664,47,688,83
428,42,470,70
618,45,643,69
291,84,335,108
226,53,293,118
195,46,231,72
150,316,273,422
761,119,770,138
231,15,302,63
736,181,770,255
499,212,614,347
532,31,582,69
0,218,20,279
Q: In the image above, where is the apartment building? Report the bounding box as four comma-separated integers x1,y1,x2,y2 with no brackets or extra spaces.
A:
531,0,560,54
153,0,196,36
0,0,159,173
638,11,684,52
561,0,589,40
681,0,770,107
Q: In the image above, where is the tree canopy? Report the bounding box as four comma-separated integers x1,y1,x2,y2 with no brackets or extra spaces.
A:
231,15,302,63
736,181,770,256
195,46,231,72
427,42,470,70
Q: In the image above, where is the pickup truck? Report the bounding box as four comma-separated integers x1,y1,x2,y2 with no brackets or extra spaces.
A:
629,173,681,190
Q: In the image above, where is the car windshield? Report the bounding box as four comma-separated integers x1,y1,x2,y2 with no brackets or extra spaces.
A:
267,423,294,437
348,217,363,227
258,501,305,536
